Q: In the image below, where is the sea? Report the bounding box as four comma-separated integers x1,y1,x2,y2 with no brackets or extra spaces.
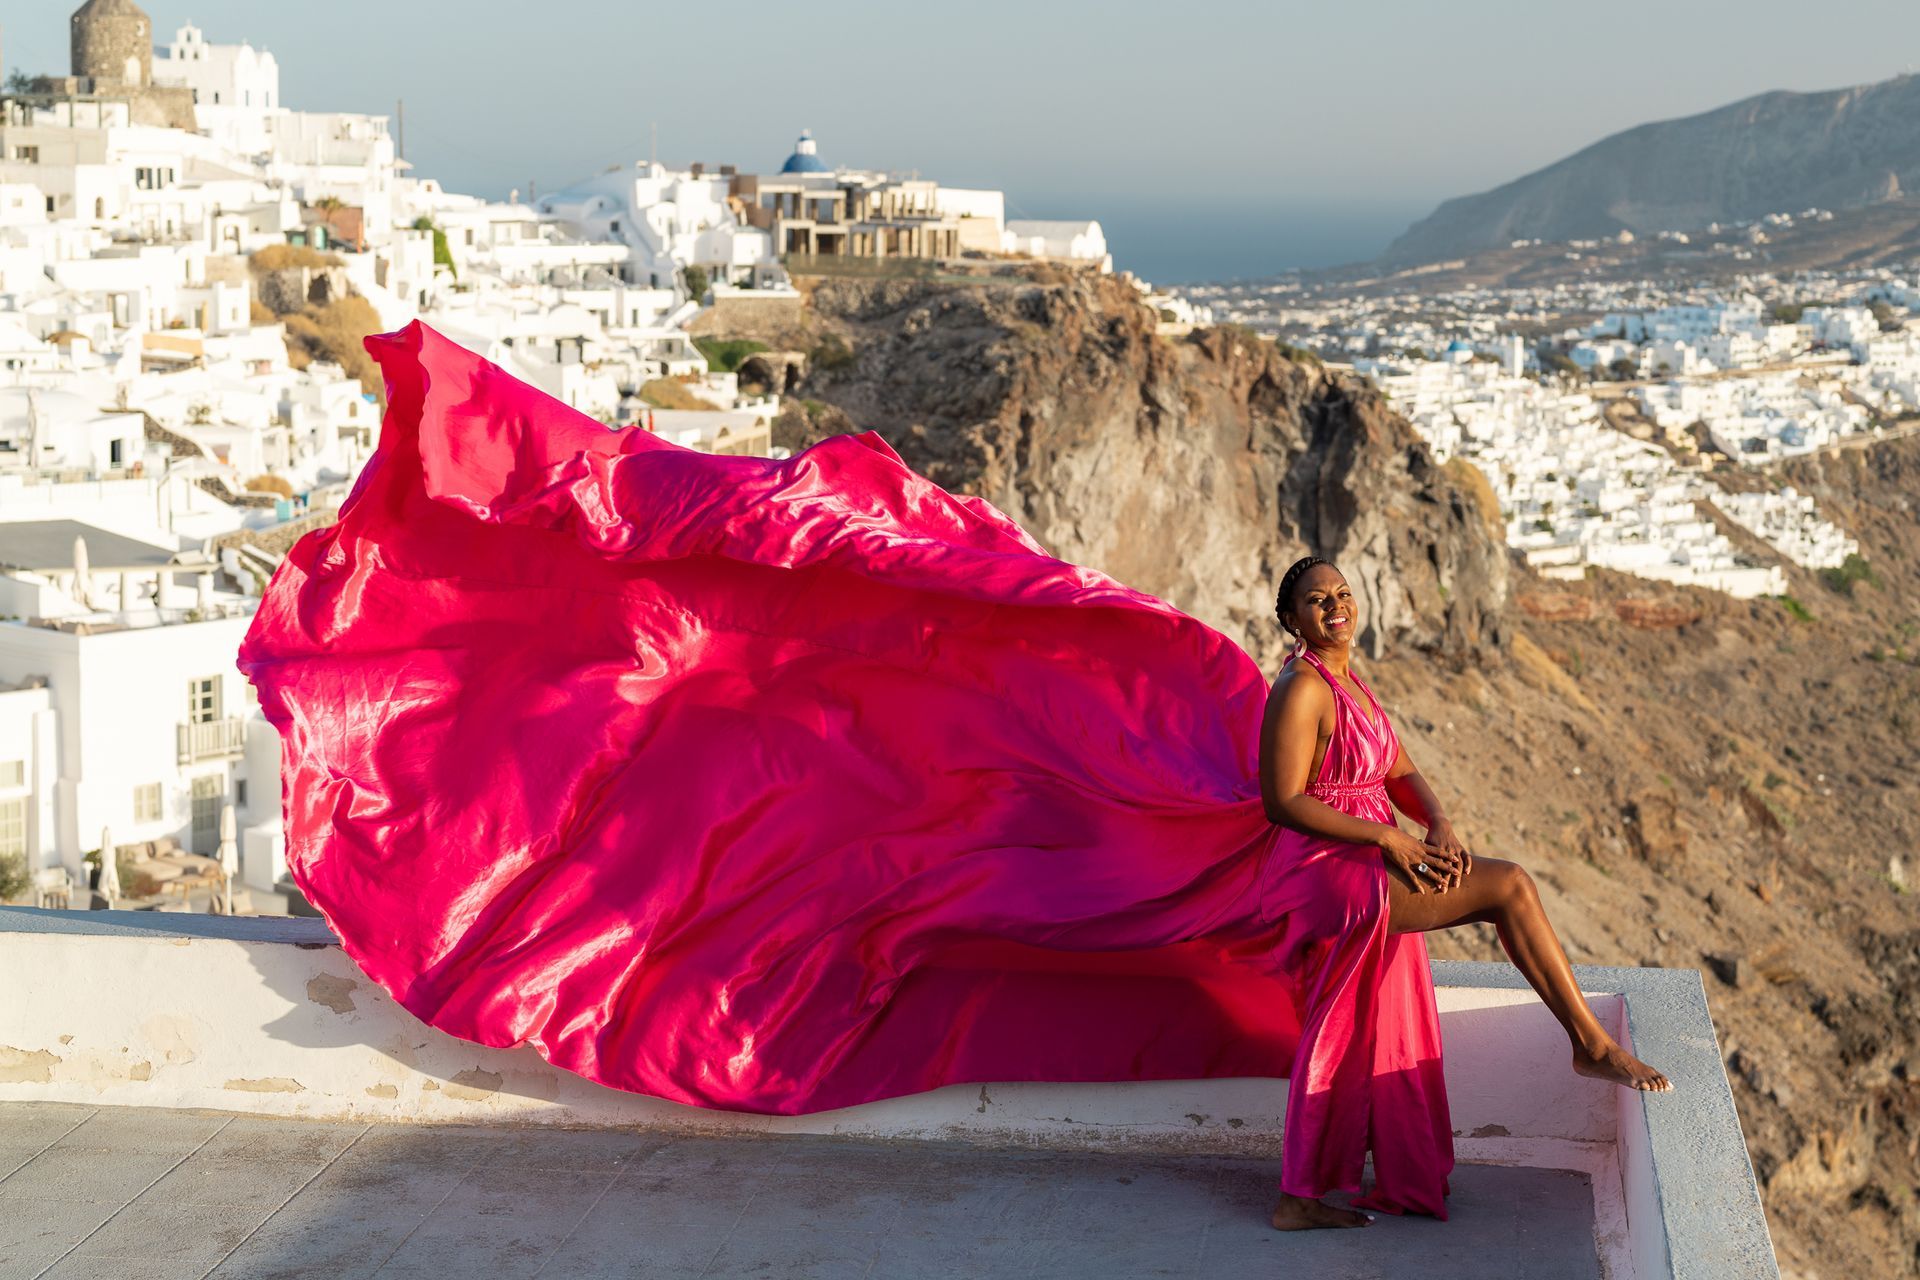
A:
1082,201,1428,287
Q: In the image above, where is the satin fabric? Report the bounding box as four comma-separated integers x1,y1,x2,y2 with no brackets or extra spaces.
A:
1264,649,1454,1217
237,320,1453,1216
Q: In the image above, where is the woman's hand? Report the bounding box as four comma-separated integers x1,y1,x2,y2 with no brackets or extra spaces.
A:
1377,826,1457,894
1425,817,1472,890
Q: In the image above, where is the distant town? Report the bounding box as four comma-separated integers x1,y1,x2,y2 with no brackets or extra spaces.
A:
1187,227,1915,598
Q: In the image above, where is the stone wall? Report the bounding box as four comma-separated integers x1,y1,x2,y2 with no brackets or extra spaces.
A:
71,1,153,88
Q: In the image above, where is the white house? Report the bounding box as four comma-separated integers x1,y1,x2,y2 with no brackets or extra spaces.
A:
537,163,773,291
1004,219,1110,271
151,24,280,156
0,523,269,888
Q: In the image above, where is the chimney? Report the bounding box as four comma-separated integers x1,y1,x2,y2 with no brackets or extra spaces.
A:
690,162,705,178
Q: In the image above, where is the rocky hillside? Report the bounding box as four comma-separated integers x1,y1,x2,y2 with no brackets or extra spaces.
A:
1384,72,1920,265
752,269,1508,673
709,265,1917,1277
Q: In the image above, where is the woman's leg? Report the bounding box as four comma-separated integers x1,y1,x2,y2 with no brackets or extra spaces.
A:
1386,856,1671,1092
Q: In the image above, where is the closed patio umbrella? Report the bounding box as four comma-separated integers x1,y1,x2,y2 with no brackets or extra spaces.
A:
215,803,239,914
71,535,91,610
95,826,119,901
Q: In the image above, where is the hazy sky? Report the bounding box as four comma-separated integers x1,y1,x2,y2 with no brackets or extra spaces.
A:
10,1,1920,281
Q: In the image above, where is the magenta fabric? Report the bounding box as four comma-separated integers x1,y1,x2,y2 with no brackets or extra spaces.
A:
237,321,1453,1215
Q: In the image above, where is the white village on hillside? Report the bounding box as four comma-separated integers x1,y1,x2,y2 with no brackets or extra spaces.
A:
0,1,1150,912
0,0,1892,918
1196,266,1912,598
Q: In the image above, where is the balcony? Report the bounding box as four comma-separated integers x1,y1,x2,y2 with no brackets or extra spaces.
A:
176,716,246,764
0,909,1778,1278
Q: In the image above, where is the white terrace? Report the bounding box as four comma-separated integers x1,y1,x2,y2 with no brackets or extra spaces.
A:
0,909,1776,1279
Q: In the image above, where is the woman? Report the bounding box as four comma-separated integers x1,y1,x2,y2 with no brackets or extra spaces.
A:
242,322,1662,1239
1260,554,1670,1231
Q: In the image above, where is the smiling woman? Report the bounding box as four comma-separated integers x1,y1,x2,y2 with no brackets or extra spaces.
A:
1256,555,1672,1231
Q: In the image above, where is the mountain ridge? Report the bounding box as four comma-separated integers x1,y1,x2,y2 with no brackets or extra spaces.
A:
1384,72,1920,265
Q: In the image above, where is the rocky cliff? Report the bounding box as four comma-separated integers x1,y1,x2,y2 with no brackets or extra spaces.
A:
760,270,1508,672
1384,72,1920,265
706,265,1918,1275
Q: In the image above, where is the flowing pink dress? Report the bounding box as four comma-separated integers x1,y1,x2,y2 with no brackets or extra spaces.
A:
1266,648,1454,1216
237,321,1454,1217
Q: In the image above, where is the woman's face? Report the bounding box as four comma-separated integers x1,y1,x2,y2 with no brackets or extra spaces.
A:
1287,564,1357,649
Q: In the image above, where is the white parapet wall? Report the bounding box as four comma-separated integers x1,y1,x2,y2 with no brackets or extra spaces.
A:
0,908,1774,1280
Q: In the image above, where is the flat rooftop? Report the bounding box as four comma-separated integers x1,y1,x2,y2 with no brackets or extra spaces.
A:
0,1102,1600,1280
0,520,179,573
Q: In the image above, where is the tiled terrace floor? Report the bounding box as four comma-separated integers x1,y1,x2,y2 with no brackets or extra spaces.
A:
0,1102,1600,1279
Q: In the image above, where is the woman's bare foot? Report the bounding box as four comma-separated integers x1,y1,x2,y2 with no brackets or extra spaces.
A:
1573,1035,1673,1091
1270,1192,1373,1230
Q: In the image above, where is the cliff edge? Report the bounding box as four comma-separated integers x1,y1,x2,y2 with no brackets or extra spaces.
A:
757,270,1507,671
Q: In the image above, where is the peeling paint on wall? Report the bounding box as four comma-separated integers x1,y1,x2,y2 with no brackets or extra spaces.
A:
128,1061,153,1081
224,1077,306,1094
0,1047,61,1084
445,1068,504,1102
138,1015,200,1066
306,974,359,1015
364,1084,398,1099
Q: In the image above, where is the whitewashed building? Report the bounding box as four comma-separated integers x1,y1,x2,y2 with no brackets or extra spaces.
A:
0,520,273,890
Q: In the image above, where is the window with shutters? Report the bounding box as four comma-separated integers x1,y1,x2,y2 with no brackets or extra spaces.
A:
0,798,25,858
188,676,222,724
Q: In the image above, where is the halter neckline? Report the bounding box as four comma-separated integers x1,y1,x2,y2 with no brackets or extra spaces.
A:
1295,647,1386,734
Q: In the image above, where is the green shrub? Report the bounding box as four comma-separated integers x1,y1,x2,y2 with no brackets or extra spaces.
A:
411,216,456,279
693,337,769,374
808,334,855,372
81,846,154,897
0,853,27,902
1777,595,1814,622
1819,553,1876,596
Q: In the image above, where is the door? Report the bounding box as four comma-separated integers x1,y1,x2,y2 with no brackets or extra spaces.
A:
190,774,224,854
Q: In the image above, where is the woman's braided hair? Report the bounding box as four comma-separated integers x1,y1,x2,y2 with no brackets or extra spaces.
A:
1274,555,1329,636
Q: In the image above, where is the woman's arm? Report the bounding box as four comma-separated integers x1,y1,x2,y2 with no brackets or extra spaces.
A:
1384,742,1471,886
1383,743,1444,828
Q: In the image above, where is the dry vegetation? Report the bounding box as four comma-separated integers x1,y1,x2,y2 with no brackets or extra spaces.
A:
1366,459,1920,1277
281,296,383,398
638,378,715,411
245,242,382,399
248,244,343,272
